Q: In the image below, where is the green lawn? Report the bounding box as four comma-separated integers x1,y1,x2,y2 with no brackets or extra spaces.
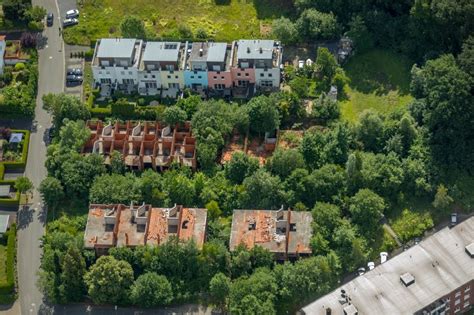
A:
64,0,293,45
340,49,414,122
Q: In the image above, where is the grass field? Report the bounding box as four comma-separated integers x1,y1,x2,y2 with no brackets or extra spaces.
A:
64,0,293,45
340,49,414,122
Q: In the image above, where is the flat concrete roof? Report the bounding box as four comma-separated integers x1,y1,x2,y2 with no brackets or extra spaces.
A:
0,185,11,198
207,42,227,63
301,216,474,315
0,214,9,234
97,38,136,59
143,42,180,62
236,39,274,60
229,209,312,255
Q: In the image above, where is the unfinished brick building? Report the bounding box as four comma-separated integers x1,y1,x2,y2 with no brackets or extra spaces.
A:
84,203,208,255
229,207,313,260
82,120,197,170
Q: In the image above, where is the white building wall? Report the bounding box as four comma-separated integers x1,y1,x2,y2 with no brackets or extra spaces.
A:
92,66,139,85
254,67,280,88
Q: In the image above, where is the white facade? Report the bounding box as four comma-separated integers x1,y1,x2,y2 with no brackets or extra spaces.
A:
255,67,280,89
138,70,162,95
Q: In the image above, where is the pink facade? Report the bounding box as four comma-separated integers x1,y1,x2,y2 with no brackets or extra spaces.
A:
208,70,233,89
231,67,256,86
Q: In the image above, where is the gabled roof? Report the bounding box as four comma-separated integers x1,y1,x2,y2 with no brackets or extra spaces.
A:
97,38,136,59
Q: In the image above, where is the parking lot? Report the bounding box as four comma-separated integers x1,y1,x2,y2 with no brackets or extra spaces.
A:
64,53,83,98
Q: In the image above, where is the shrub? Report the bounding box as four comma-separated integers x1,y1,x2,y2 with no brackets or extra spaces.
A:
84,49,94,60
111,99,136,117
14,63,25,71
391,209,434,243
178,24,193,39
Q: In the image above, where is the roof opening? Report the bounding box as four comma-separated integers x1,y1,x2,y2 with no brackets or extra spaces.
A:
326,307,332,315
182,220,189,229
248,222,256,231
465,243,474,258
343,304,358,315
290,223,297,232
400,272,415,287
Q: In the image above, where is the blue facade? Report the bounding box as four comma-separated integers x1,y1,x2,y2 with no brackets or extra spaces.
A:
184,70,209,89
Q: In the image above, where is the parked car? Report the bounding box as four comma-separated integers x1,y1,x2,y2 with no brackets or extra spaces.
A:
380,252,388,264
67,68,83,76
65,9,79,19
451,213,458,226
46,13,54,27
367,262,375,270
63,18,78,27
357,267,366,276
66,74,83,84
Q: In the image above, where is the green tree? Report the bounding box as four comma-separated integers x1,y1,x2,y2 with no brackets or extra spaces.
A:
246,95,280,135
39,176,64,212
209,272,231,311
349,189,385,238
312,202,342,238
311,92,340,121
410,55,474,169
120,15,146,39
458,36,474,77
303,164,346,206
84,256,134,305
296,9,339,40
266,148,305,179
356,110,384,152
15,176,33,202
89,173,141,204
59,245,86,302
224,151,259,184
130,272,173,307
163,105,187,127
432,184,453,213
315,47,338,84
110,151,126,174
272,17,297,44
25,5,46,22
346,16,374,53
241,169,283,209
42,93,90,129
346,151,363,194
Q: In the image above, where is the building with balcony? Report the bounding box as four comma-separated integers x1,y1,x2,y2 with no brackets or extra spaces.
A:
91,38,143,97
84,203,208,255
229,207,312,260
301,216,474,315
82,120,196,171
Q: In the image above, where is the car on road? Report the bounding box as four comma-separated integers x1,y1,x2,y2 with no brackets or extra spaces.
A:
367,261,375,270
65,9,79,19
67,68,83,76
46,13,54,27
63,18,78,27
380,251,388,264
357,267,366,276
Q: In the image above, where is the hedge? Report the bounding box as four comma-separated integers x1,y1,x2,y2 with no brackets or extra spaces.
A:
0,224,16,296
0,164,4,180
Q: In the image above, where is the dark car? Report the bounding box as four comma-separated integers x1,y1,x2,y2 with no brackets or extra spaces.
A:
67,68,83,76
63,18,78,27
46,13,54,27
66,74,83,85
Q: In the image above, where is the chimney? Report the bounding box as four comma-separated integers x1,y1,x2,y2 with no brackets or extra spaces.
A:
400,272,415,287
247,47,251,54
199,48,203,57
259,47,263,54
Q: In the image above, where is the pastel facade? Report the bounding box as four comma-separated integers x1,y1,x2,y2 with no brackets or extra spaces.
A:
92,38,282,98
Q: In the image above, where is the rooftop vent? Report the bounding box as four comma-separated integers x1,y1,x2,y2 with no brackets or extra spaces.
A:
247,47,251,54
465,243,474,258
343,304,358,315
259,47,263,54
400,272,415,287
326,307,332,315
199,48,203,57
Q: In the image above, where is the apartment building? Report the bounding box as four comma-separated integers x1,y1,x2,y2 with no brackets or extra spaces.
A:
229,207,312,260
301,216,474,315
84,203,208,255
92,38,143,96
92,38,282,98
82,120,196,171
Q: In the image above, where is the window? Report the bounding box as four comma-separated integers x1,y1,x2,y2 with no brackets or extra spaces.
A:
106,71,110,74
175,75,178,79
245,73,249,77
465,286,471,293
144,75,148,78
99,71,103,74
260,80,273,87
221,76,225,80
456,292,461,298
213,76,217,79
260,73,264,77
455,299,461,306
237,73,241,77
237,80,248,87
100,78,112,84
198,76,202,79
152,75,155,78
129,71,133,75
191,76,195,79
464,294,470,300
268,73,273,77
145,82,157,89
121,71,125,75
167,75,171,79
464,301,470,308
122,78,134,85
454,307,461,313
214,84,225,90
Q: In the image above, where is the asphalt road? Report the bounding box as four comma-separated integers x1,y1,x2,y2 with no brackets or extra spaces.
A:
12,0,65,313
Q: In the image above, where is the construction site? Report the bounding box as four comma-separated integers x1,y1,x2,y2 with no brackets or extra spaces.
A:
82,120,197,171
84,203,208,255
229,207,313,260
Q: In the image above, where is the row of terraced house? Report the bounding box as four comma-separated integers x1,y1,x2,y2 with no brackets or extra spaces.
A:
91,38,283,99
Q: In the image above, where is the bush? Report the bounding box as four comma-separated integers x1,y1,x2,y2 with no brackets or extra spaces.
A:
84,49,94,61
391,209,434,243
14,63,25,71
178,24,193,39
0,224,16,296
111,99,136,117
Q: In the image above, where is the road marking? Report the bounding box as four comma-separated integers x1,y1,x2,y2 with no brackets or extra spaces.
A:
49,56,53,59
